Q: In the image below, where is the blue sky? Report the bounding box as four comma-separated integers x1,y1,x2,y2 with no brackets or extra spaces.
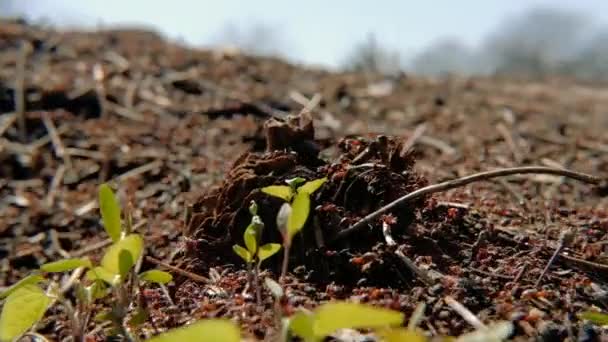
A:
8,0,608,68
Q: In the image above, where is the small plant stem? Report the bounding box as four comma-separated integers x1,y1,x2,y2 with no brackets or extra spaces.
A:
280,244,291,284
246,262,254,296
535,229,575,288
254,263,262,306
333,166,602,242
113,285,138,342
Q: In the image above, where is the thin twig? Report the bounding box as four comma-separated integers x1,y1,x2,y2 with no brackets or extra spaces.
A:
0,113,16,136
401,123,427,154
45,164,66,208
332,166,602,242
145,256,210,284
394,247,434,285
16,41,30,142
71,238,112,257
444,295,485,329
535,229,575,288
93,63,108,118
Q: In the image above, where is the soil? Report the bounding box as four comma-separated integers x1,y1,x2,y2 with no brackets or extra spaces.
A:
2,18,608,341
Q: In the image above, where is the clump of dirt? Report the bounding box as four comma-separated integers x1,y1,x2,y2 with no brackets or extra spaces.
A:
184,113,429,285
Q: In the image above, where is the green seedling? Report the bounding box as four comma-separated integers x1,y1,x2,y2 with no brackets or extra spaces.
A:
147,319,240,342
288,301,404,342
0,184,172,342
233,201,281,305
262,177,327,281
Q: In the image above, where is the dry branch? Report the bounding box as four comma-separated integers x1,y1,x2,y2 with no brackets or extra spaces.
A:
333,166,603,242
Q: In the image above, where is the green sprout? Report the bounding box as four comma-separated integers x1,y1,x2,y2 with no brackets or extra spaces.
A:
0,184,172,342
261,177,327,281
232,201,281,305
147,319,240,342
287,301,405,342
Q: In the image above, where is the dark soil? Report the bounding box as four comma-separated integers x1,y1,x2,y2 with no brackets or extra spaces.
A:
2,18,608,341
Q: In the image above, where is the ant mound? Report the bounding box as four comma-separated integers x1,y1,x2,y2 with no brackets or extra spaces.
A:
184,114,446,286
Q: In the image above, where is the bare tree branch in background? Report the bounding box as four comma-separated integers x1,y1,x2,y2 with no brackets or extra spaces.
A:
482,7,592,77
409,38,489,76
342,33,402,75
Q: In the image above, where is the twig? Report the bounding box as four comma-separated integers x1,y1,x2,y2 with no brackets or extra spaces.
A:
497,122,523,164
401,123,427,154
418,135,457,155
71,238,112,257
444,295,485,329
45,164,66,208
49,229,70,259
332,166,602,242
0,113,16,136
93,63,108,118
535,229,575,288
16,41,30,142
145,256,210,284
41,113,73,170
382,221,396,246
513,262,528,283
394,247,434,285
407,302,426,330
60,267,85,295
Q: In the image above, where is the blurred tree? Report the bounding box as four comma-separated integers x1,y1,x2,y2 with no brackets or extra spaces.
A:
482,7,592,77
410,38,487,76
342,33,402,74
563,30,608,81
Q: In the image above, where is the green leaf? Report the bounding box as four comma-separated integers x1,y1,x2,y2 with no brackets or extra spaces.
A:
101,234,144,277
262,185,293,202
89,280,109,300
287,192,310,240
244,223,258,255
264,277,284,299
118,250,134,279
289,310,315,342
0,284,52,342
249,201,258,216
77,280,108,304
297,177,327,195
286,177,306,189
232,245,252,263
257,243,281,263
99,184,122,242
147,319,241,342
312,302,404,338
580,311,608,325
0,274,45,299
139,270,173,285
86,267,119,285
41,257,92,273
